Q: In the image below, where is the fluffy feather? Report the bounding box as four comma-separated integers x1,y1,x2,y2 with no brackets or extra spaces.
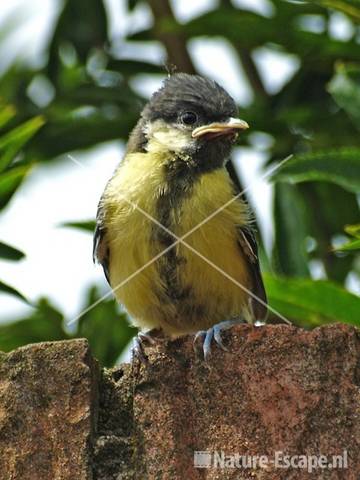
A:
99,149,254,335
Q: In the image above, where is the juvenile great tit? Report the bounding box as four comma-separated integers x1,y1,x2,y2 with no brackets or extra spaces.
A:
93,73,267,360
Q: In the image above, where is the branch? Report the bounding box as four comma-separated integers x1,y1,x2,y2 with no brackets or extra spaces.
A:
147,0,196,74
236,47,268,99
220,0,268,99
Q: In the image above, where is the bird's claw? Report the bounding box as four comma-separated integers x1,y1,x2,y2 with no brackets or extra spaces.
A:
132,330,160,363
193,319,241,361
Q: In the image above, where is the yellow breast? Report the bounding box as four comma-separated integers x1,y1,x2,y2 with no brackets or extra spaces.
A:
104,152,252,335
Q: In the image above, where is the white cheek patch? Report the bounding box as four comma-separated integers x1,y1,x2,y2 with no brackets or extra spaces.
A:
144,120,194,153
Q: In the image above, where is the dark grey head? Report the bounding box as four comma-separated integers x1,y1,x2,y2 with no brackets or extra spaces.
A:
127,73,248,171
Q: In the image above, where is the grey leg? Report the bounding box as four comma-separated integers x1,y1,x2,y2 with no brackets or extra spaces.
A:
194,318,245,361
132,328,162,362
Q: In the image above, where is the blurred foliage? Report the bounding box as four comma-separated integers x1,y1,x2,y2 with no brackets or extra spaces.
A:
0,115,43,301
264,273,360,328
334,223,360,251
0,0,359,365
60,220,97,232
272,147,360,192
0,289,136,367
76,286,137,366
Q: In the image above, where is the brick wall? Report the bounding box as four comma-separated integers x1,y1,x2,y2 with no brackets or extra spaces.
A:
0,324,359,480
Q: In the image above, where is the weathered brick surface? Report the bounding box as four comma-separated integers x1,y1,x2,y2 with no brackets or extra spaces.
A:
0,339,99,480
96,324,360,480
1,325,360,480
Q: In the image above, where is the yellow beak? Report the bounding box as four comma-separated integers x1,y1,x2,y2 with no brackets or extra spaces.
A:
191,117,249,138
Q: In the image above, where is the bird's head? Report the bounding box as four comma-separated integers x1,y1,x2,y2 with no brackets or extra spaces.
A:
127,73,249,171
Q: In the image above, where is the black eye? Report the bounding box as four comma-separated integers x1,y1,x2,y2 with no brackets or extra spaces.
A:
181,111,197,125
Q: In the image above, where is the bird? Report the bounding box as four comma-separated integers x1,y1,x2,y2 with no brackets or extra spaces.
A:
93,73,267,361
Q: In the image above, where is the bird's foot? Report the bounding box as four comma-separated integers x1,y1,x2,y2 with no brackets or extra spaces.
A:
132,328,163,363
194,319,244,361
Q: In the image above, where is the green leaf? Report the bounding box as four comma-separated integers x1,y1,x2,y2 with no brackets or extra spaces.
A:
273,183,310,277
313,0,360,22
335,238,360,251
272,148,360,193
47,0,108,82
31,111,139,159
0,116,45,172
345,223,360,238
75,286,136,367
0,280,28,303
127,0,141,11
0,298,68,352
161,8,360,62
0,241,25,261
60,84,142,108
60,220,95,232
328,63,360,129
265,274,360,328
107,59,164,75
299,183,359,282
0,165,32,210
334,223,360,251
0,104,16,129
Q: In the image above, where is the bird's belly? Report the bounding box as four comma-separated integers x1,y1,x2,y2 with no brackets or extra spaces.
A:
107,165,251,335
108,220,169,332
176,222,252,331
110,226,251,335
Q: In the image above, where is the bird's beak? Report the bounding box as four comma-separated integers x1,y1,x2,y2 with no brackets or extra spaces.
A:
192,117,249,139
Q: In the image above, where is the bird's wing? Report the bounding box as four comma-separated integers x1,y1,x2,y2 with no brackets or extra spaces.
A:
237,226,268,320
93,201,111,284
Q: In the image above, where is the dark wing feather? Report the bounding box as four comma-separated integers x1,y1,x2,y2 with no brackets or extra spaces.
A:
237,226,268,320
93,202,111,285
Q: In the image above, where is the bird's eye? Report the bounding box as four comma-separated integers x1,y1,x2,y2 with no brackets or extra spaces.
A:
181,111,197,125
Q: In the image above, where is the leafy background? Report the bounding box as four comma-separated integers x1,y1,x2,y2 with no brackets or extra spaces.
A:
0,0,359,366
